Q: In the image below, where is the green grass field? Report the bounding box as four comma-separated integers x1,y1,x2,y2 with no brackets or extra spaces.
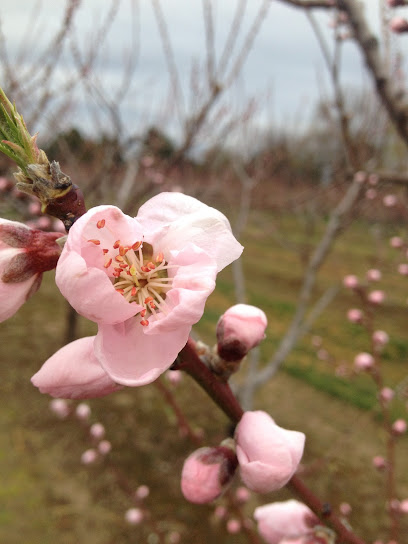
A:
1,210,408,543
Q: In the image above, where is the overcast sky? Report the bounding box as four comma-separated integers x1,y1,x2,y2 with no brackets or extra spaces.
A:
0,0,403,150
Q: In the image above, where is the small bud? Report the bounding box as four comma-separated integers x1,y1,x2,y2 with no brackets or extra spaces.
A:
399,499,408,513
165,369,183,385
135,485,150,500
343,275,359,289
347,308,363,323
214,505,227,519
216,304,267,362
235,486,251,503
339,502,352,516
390,236,404,248
354,352,375,371
90,422,105,440
373,330,389,347
368,290,385,305
226,519,241,534
379,387,394,404
98,440,112,455
75,403,91,420
365,188,377,200
49,398,70,419
372,456,387,470
367,269,381,282
392,419,407,435
124,507,144,525
81,448,98,465
383,194,398,207
181,443,238,504
354,171,366,183
390,16,408,33
398,263,408,276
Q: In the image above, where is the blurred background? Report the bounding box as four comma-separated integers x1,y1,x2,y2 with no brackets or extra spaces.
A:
1,1,408,543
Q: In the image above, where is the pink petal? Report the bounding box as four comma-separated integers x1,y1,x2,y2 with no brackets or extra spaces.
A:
94,318,191,386
137,192,243,272
31,336,122,398
146,243,217,334
0,273,41,322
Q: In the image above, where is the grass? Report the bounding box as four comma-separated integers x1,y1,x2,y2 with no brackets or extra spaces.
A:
1,209,408,542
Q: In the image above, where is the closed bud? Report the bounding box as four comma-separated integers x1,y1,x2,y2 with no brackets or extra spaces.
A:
181,441,238,504
0,218,62,322
216,304,267,362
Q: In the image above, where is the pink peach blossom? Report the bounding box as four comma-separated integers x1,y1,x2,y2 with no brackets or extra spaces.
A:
81,448,98,465
347,308,363,323
373,330,389,346
49,398,70,419
226,519,241,534
90,422,105,440
379,387,394,403
181,444,238,504
383,194,398,207
392,419,407,435
0,219,61,322
235,411,305,493
367,269,381,282
98,440,112,455
216,304,267,361
55,193,243,387
368,290,385,304
372,456,387,470
124,507,144,525
254,500,317,544
31,337,122,399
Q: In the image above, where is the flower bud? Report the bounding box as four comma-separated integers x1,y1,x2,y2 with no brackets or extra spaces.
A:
75,403,91,421
379,387,394,404
181,443,238,504
235,411,305,493
354,352,375,371
254,500,318,544
343,275,358,289
367,269,381,282
347,308,363,324
372,456,387,470
226,519,241,534
81,448,98,465
0,219,62,321
392,419,407,435
368,290,385,305
373,330,389,347
98,440,112,455
390,17,408,33
124,507,144,525
216,304,267,361
49,398,70,419
383,194,398,207
90,422,105,440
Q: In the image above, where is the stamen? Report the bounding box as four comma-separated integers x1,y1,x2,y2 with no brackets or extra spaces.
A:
144,296,154,304
119,245,127,256
141,309,146,317
97,219,106,229
132,241,142,251
156,252,164,263
140,319,149,327
113,240,121,249
116,288,125,295
88,239,101,245
147,261,156,270
131,286,138,297
115,255,124,263
104,258,112,268
103,249,109,254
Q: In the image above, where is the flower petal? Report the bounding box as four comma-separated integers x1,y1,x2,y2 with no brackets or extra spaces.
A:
137,192,243,272
94,318,191,386
0,273,41,322
31,336,122,399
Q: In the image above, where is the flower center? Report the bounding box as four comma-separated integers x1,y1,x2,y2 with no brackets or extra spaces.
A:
87,219,174,326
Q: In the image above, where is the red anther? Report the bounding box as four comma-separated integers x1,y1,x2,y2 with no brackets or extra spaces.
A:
104,258,112,268
115,255,124,262
114,267,123,274
141,265,150,272
87,239,101,245
149,302,156,309
156,252,164,263
131,286,137,297
132,241,142,251
140,319,149,326
97,219,106,229
140,309,146,317
116,288,125,295
126,271,132,276
113,270,121,277
118,264,127,270
147,261,156,270
144,296,154,304
103,249,109,254
113,240,121,249
119,245,128,256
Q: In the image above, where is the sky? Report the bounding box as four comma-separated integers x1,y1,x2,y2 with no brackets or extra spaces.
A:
0,0,401,152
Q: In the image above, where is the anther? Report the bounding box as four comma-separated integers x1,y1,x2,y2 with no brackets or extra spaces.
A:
97,219,106,229
88,239,101,245
103,249,109,254
156,252,164,263
116,289,125,295
147,262,156,270
104,258,112,268
131,286,137,297
115,255,124,263
141,309,146,317
132,241,142,251
119,246,127,256
144,296,154,304
113,240,121,249
140,319,149,326
141,265,150,272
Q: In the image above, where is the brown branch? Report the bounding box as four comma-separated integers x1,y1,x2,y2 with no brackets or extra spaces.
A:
337,0,408,149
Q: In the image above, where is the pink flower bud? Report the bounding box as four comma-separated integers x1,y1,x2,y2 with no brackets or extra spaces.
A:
254,500,318,544
168,531,181,543
98,440,112,455
165,369,183,385
49,398,70,419
181,444,238,504
373,330,389,346
368,290,385,304
390,236,404,248
343,275,359,289
354,171,366,183
135,485,150,499
347,308,363,323
365,189,377,200
339,502,352,516
372,456,387,470
28,201,41,215
235,486,251,503
390,16,408,32
75,403,91,420
81,448,98,465
124,507,143,525
399,499,408,513
383,194,398,207
367,269,381,282
0,219,62,322
379,387,394,403
235,411,305,493
227,519,241,534
90,422,105,440
216,304,267,361
214,505,227,519
354,352,375,371
392,419,407,435
398,263,408,276
368,174,379,185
